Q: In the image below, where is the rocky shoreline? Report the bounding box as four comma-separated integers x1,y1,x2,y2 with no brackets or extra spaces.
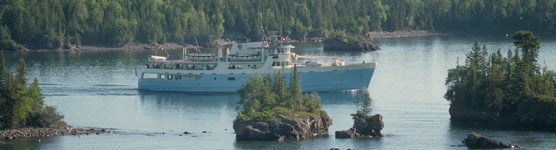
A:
0,122,110,144
463,132,516,148
449,99,556,132
366,31,443,39
233,115,333,141
78,43,191,51
323,35,379,52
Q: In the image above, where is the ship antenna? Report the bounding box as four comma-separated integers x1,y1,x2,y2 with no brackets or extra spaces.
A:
194,35,200,53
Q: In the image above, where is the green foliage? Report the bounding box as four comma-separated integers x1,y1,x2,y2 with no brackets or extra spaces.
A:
445,31,556,116
26,106,64,128
236,66,327,122
3,0,552,49
0,57,63,129
0,25,15,51
351,90,373,120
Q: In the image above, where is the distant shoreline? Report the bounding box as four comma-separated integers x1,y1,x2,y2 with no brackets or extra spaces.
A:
79,43,191,51
366,31,444,39
15,31,445,51
79,31,443,51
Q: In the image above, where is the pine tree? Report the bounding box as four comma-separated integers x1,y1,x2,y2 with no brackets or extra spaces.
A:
27,79,44,113
11,58,30,127
0,57,63,128
352,90,373,119
289,65,302,111
0,52,7,128
512,31,541,97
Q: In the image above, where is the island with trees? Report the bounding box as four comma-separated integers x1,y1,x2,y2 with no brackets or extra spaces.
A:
335,91,384,138
233,68,332,141
445,31,556,131
0,54,108,143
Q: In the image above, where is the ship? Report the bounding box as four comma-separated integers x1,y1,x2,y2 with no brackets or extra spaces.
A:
137,37,376,93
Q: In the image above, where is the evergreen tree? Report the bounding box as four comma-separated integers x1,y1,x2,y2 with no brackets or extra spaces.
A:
289,65,302,111
352,90,373,119
0,25,15,51
0,52,6,128
0,57,63,129
512,31,541,97
271,70,288,104
11,58,29,127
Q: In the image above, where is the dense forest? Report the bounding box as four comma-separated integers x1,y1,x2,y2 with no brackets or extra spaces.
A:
445,31,556,124
0,0,555,50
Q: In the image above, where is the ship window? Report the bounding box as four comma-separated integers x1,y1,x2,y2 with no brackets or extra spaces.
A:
228,77,236,81
142,73,158,79
180,75,201,80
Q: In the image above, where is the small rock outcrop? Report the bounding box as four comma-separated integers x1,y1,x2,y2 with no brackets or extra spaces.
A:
463,132,516,149
233,115,333,141
323,35,379,52
336,114,384,138
335,128,358,139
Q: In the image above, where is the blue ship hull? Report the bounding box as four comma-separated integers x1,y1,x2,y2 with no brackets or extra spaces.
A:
138,67,374,93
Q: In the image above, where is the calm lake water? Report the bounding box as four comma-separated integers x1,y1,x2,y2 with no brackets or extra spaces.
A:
2,36,556,149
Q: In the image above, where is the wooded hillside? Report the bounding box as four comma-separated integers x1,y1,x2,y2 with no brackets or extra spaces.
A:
0,0,554,50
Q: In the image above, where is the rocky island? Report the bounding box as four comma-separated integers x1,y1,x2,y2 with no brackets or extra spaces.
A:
234,114,332,141
0,56,109,144
335,91,384,138
445,31,556,131
335,114,383,138
323,33,380,52
233,68,332,141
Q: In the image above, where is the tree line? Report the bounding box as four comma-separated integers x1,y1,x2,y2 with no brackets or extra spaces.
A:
0,54,64,129
0,0,555,50
445,31,556,118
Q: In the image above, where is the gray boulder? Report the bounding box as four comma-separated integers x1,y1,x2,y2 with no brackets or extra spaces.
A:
463,132,516,149
335,128,358,139
335,114,384,138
